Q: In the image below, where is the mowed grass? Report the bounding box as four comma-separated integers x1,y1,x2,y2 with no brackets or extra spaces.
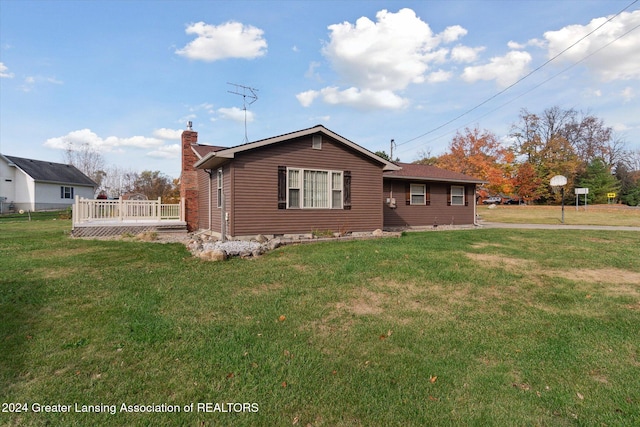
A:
1,219,639,426
478,204,640,226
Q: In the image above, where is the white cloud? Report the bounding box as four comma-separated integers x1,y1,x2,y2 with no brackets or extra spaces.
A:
621,86,635,102
19,75,63,92
426,69,452,83
44,129,163,152
450,45,485,63
301,8,478,110
0,62,14,78
543,10,640,81
176,21,267,61
612,122,631,132
152,128,183,140
218,107,254,123
507,41,525,50
304,61,323,81
147,144,181,159
461,50,532,87
582,87,603,99
509,38,546,50
438,25,467,43
308,86,409,110
296,90,320,107
323,8,461,91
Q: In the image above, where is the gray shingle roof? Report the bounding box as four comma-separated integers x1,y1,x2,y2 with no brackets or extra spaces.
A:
4,155,97,187
384,162,485,184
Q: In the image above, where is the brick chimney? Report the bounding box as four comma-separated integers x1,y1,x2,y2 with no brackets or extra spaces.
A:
181,126,199,232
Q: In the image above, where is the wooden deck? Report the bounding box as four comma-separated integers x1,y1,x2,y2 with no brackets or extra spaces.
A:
71,196,187,237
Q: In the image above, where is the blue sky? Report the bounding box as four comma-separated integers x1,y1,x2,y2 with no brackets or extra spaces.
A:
1,0,639,178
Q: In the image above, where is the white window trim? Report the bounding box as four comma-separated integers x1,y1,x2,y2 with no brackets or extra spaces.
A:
410,184,426,205
312,135,322,150
216,168,223,208
451,185,465,206
287,167,343,209
61,186,74,199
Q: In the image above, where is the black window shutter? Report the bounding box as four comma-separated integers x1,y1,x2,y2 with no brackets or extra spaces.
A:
465,186,469,206
405,182,411,205
426,184,431,206
343,171,351,210
60,186,64,199
277,166,286,209
447,186,452,206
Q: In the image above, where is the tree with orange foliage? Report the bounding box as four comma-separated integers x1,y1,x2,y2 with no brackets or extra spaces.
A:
434,127,514,195
512,161,543,203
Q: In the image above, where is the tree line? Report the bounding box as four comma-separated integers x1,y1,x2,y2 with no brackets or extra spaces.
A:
412,106,640,206
64,144,179,202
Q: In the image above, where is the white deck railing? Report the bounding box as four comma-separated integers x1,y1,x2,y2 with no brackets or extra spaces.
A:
72,196,182,224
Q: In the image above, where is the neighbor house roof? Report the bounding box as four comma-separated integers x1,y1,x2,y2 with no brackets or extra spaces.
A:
194,125,401,171
385,162,485,184
3,155,97,187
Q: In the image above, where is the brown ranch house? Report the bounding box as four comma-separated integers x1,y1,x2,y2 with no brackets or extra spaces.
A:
180,124,484,239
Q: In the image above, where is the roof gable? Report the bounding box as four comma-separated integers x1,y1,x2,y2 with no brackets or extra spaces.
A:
3,155,97,187
385,162,484,184
194,125,400,171
191,144,227,159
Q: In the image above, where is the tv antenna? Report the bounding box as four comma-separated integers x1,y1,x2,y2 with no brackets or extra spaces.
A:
227,82,258,143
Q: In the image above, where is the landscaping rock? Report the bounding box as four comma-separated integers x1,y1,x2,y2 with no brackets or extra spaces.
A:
200,249,227,261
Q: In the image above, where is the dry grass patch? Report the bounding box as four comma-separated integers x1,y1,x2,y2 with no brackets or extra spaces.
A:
550,268,640,287
336,287,385,316
466,252,534,271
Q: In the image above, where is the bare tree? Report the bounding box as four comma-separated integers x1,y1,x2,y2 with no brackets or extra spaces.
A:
63,142,106,186
99,166,138,198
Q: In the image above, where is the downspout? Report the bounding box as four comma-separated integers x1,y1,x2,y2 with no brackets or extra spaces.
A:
207,169,212,231
205,169,213,232
220,186,226,241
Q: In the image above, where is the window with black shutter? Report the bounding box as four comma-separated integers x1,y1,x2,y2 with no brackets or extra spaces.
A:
343,171,351,210
277,166,287,209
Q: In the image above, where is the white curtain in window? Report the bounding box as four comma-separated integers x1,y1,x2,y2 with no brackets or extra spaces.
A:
332,172,342,208
288,169,300,208
304,170,328,208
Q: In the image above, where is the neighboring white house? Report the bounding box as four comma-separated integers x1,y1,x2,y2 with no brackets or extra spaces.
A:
0,154,97,213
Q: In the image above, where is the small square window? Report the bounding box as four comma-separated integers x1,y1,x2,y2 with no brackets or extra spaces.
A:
60,186,74,199
410,184,425,205
451,185,465,206
312,135,322,150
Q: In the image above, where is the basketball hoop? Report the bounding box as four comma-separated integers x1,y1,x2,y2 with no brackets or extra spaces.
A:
550,175,567,223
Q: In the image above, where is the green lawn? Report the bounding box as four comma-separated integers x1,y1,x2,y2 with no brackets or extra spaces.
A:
1,219,639,426
478,204,640,226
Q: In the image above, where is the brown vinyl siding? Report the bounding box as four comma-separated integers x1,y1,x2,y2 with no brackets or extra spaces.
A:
196,165,232,234
196,168,211,231
383,179,476,227
228,135,383,236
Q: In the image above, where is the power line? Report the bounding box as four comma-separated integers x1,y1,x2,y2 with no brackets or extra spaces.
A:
396,0,639,149
397,20,640,156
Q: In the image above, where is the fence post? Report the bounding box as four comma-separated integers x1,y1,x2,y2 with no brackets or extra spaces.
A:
118,197,124,221
157,197,162,221
72,195,78,225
